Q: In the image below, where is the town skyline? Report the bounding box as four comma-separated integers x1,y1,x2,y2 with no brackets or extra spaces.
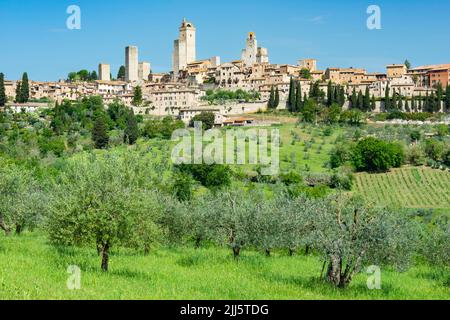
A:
1,0,450,81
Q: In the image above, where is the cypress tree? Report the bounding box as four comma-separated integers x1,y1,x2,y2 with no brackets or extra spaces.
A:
15,81,22,103
445,85,450,112
357,90,363,110
430,91,437,113
295,81,303,112
339,86,346,107
384,84,391,111
418,93,423,111
92,116,110,149
436,83,443,112
423,92,429,112
0,73,6,107
333,85,339,104
371,95,376,111
351,87,357,109
327,81,333,106
398,95,403,111
287,77,296,112
20,72,29,103
392,89,398,110
117,66,126,81
405,98,410,112
363,87,371,111
411,96,417,112
124,110,139,145
274,87,280,109
268,85,275,109
132,86,143,107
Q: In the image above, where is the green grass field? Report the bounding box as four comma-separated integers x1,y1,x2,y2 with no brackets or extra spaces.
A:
355,167,450,210
0,233,448,300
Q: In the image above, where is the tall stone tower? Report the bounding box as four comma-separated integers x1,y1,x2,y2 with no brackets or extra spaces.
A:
241,32,269,67
98,63,111,81
138,62,151,81
241,32,258,66
173,18,196,77
125,46,139,82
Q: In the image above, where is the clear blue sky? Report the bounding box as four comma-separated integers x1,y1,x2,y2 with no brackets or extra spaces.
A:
1,0,449,81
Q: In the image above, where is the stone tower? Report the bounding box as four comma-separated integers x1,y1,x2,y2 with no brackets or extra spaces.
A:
125,46,139,82
173,18,196,77
241,32,258,67
98,63,111,81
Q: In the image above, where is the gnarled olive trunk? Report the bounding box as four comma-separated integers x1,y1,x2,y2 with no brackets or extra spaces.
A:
325,254,363,288
0,216,11,236
232,246,241,259
15,224,23,235
288,248,295,257
100,242,110,272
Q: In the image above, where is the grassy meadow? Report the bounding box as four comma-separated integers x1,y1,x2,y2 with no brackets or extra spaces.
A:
0,233,448,300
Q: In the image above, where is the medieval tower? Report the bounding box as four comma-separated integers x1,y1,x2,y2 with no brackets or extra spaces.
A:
173,18,196,77
241,32,269,67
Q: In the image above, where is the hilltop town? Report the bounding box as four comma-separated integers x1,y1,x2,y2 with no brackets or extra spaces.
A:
1,18,449,123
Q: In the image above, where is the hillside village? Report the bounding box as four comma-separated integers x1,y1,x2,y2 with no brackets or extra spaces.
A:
1,18,449,124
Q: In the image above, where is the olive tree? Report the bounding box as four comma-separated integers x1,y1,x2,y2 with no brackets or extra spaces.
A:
277,193,320,256
250,194,282,257
208,190,257,258
0,165,44,235
46,154,164,272
310,195,419,288
183,194,218,248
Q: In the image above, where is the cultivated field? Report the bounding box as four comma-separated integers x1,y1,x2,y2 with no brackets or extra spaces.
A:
355,167,450,209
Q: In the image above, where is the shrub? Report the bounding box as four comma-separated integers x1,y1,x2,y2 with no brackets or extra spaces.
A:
189,112,215,130
176,164,231,189
330,166,354,191
407,145,426,166
352,137,405,172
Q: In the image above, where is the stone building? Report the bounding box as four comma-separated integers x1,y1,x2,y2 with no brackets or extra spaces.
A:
173,18,196,77
386,64,407,79
138,62,151,81
241,32,269,67
98,64,111,81
298,59,317,72
125,46,139,82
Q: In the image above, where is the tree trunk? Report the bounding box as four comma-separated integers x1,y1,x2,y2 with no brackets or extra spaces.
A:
0,217,11,236
194,237,201,249
101,243,110,272
232,246,241,259
15,224,23,235
305,245,310,255
288,248,295,257
265,249,271,257
326,256,342,287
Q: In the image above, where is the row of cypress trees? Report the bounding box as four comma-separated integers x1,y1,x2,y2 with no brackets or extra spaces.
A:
0,72,30,106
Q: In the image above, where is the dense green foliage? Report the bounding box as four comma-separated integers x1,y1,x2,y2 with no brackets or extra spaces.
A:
352,137,404,172
189,112,215,130
201,89,261,104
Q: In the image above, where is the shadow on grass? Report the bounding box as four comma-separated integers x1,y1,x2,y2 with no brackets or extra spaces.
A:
108,268,154,282
261,272,397,299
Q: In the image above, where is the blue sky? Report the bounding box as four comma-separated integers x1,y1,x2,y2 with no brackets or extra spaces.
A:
1,0,449,81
